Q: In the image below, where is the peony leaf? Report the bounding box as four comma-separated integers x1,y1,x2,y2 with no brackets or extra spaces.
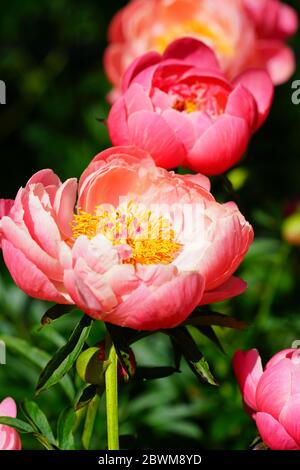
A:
22,399,56,446
36,315,92,395
166,327,218,386
40,304,76,326
0,416,34,433
57,408,76,450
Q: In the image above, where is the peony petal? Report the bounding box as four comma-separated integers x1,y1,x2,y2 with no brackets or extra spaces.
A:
266,349,297,369
0,398,17,418
232,69,274,129
103,272,205,330
2,239,68,303
256,412,300,450
107,96,130,147
200,276,247,304
1,216,63,282
178,172,211,192
232,349,263,412
279,394,300,446
122,51,161,91
23,191,62,258
256,358,294,419
0,199,14,219
226,84,258,132
103,44,126,89
26,169,61,188
124,83,153,114
260,41,296,86
127,110,186,168
162,37,220,71
187,115,249,175
162,108,196,152
54,178,77,239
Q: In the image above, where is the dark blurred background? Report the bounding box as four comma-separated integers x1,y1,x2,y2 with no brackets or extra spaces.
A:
0,0,300,450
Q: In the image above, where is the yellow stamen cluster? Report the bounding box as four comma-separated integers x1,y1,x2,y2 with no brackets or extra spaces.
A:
155,20,233,57
72,202,182,266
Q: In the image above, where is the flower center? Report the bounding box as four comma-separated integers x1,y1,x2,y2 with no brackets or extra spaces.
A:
154,20,234,57
72,202,182,265
168,78,229,118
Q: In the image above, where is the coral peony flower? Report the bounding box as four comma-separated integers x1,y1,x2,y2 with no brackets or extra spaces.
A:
104,0,297,98
0,397,21,450
108,38,274,175
233,348,300,450
0,147,253,330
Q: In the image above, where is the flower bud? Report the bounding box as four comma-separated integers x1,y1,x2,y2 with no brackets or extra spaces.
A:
282,212,300,246
76,347,105,385
76,342,136,385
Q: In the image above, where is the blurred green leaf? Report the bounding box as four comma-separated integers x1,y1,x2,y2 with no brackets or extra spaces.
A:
167,327,218,386
0,416,34,433
1,335,75,400
41,304,75,326
186,311,246,330
134,366,179,380
22,399,56,445
194,326,225,354
82,395,100,450
36,316,92,395
57,408,76,450
75,384,99,410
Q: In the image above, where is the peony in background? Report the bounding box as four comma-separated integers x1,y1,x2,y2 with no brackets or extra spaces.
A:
0,0,300,450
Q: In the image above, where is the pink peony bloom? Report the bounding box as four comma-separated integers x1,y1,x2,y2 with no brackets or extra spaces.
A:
233,348,300,450
104,0,298,98
0,397,21,450
0,147,253,330
108,38,274,175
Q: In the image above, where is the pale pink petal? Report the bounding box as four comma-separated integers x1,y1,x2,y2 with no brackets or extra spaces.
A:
103,272,205,330
54,178,77,239
2,239,68,303
23,191,62,258
1,216,63,282
26,169,61,188
0,398,17,418
232,349,263,411
0,426,22,450
179,172,211,192
256,412,300,450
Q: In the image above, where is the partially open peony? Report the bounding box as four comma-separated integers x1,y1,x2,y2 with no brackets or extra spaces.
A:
0,147,253,330
233,348,300,450
108,38,274,175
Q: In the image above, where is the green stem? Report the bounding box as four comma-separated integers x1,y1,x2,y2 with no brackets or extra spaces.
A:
105,335,119,450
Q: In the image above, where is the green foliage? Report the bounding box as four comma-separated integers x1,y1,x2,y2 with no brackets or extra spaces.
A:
0,0,300,451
